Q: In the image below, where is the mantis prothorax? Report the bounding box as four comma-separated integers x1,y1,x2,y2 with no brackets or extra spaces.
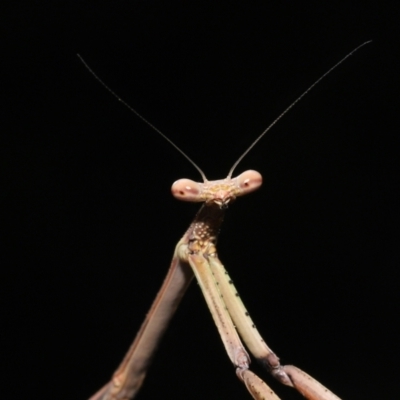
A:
79,41,371,400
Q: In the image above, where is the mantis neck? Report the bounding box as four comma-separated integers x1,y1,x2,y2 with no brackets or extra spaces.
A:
185,203,226,258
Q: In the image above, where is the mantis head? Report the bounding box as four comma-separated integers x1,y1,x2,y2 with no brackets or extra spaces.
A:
171,170,262,207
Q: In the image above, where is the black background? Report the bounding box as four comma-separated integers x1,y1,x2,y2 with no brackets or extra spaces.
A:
2,2,399,399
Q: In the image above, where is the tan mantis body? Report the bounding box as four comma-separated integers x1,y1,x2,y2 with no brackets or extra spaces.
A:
89,172,340,400
80,41,371,400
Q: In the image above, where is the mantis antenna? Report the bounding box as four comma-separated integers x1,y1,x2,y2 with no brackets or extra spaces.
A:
77,54,208,183
227,40,372,178
78,40,371,182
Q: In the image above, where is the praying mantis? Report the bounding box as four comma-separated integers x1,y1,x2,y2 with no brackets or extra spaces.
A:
80,41,370,400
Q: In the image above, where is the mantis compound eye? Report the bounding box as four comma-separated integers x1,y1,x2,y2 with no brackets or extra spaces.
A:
171,179,204,202
235,170,263,196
